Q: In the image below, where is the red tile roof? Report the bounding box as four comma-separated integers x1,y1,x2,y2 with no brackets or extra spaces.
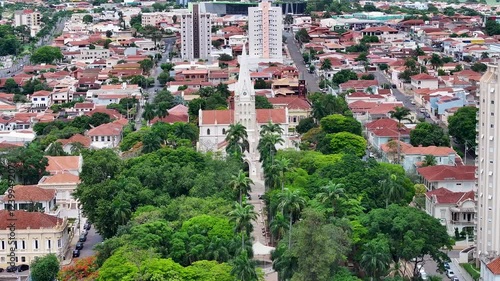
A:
56,134,91,148
417,165,476,181
46,156,81,173
487,257,500,275
87,121,124,136
425,187,474,204
405,146,456,156
411,73,438,80
200,109,287,125
268,97,311,110
340,80,378,89
0,210,64,230
1,185,56,202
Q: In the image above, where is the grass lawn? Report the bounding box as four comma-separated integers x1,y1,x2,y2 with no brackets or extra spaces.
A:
460,263,480,281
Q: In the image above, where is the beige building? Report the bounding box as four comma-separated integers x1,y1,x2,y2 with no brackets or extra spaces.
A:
76,48,110,62
268,96,312,130
141,12,176,27
0,210,70,266
13,10,42,37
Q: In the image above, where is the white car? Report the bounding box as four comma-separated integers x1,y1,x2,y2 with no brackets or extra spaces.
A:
446,269,455,278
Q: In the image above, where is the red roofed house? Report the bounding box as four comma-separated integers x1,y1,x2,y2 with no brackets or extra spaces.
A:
87,119,127,149
339,80,379,94
411,73,439,90
402,145,462,172
482,257,500,281
55,133,92,154
425,187,475,235
30,90,52,112
0,185,56,213
151,104,189,124
365,118,411,150
417,165,476,192
267,96,312,130
360,25,405,43
0,210,70,266
198,48,292,179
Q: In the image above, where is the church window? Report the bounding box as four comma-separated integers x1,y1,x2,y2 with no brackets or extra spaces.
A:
207,129,210,135
222,128,226,134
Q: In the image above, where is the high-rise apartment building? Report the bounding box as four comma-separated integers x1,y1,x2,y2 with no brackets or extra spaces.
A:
180,4,212,61
14,9,42,37
477,62,500,280
248,0,283,62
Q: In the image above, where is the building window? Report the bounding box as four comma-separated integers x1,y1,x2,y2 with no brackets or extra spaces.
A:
58,239,61,248
47,240,51,249
34,240,38,250
207,129,210,135
222,128,226,134
21,240,25,250
21,257,26,262
0,240,4,250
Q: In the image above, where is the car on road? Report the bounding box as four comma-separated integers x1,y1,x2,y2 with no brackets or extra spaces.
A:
84,222,91,230
17,264,29,272
419,108,426,113
451,277,459,281
76,242,84,250
73,249,80,258
446,269,455,278
410,100,416,105
444,262,450,269
79,235,87,242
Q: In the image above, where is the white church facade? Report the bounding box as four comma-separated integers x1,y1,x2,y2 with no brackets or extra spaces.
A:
197,45,292,179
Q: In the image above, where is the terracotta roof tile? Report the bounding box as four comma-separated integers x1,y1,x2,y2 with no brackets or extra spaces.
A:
487,257,500,275
57,134,91,148
0,210,63,230
200,109,287,125
46,156,81,173
417,165,476,181
39,173,80,184
268,97,311,110
0,185,55,202
425,187,475,204
405,145,456,156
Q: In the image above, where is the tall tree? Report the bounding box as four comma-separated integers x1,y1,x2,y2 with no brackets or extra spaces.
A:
143,103,156,125
0,146,48,184
30,254,60,281
317,182,345,216
260,121,284,136
225,123,249,159
360,237,392,281
270,212,289,244
389,106,411,127
229,202,257,249
229,169,253,204
421,154,437,167
141,131,162,153
45,142,66,156
380,173,405,208
231,250,258,281
448,106,478,150
278,188,306,249
258,133,284,169
156,101,170,118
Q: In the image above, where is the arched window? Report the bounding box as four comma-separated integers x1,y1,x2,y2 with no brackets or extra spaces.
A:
207,128,211,135
222,128,226,134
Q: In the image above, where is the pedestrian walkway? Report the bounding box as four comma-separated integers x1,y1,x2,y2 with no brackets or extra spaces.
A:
249,176,278,281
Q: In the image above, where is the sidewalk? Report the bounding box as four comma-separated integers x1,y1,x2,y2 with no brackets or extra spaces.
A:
451,258,474,281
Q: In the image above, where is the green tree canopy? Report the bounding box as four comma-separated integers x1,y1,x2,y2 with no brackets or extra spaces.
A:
31,46,63,64
448,106,478,149
320,114,362,135
30,254,60,281
410,122,450,147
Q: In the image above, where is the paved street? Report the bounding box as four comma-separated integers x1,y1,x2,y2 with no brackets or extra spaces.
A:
0,18,66,78
135,36,176,129
284,32,320,93
423,251,473,281
78,223,102,259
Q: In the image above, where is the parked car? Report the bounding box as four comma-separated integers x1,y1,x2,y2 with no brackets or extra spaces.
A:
76,242,84,250
17,264,29,272
6,265,17,272
451,277,459,281
82,230,88,237
444,262,450,269
78,235,87,242
446,269,455,278
73,249,80,258
0,267,3,272
84,222,91,230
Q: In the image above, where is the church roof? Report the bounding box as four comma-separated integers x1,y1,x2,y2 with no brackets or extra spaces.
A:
200,109,287,125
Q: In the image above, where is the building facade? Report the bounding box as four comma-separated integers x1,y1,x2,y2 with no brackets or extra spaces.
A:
248,0,283,62
14,10,42,37
180,4,212,61
477,62,500,279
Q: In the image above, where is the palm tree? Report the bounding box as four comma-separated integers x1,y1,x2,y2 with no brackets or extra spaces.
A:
174,123,197,142
156,101,169,118
112,199,131,226
389,106,411,163
257,133,284,168
229,169,254,204
274,158,291,191
317,182,345,216
270,212,288,244
142,131,162,153
260,121,283,136
231,250,258,281
225,123,249,158
70,142,85,155
143,103,156,125
229,202,257,249
381,174,405,208
206,237,230,262
278,188,306,249
271,244,298,281
45,142,66,156
421,154,437,167
360,242,391,281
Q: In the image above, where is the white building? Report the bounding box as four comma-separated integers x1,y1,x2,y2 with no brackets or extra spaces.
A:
248,0,283,64
180,4,212,61
477,62,500,280
13,9,42,37
197,45,291,179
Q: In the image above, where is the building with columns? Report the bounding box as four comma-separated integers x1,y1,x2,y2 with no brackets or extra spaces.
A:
248,0,283,66
197,44,291,179
476,61,500,280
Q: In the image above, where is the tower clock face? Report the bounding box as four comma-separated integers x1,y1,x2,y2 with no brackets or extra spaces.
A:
243,92,248,96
